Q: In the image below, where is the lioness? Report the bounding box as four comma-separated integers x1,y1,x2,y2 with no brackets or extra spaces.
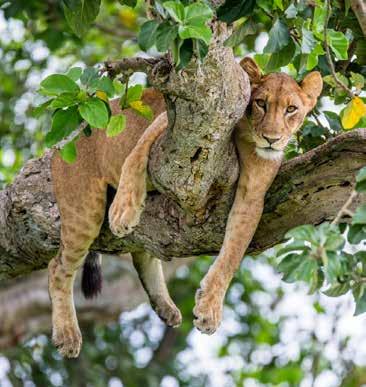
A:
49,58,322,357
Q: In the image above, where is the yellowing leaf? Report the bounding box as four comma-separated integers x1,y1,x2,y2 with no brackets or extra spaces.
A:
129,100,153,121
119,7,137,29
96,90,108,102
341,97,366,129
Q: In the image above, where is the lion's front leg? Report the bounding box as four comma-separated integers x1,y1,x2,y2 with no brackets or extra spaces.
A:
109,112,167,237
193,180,266,334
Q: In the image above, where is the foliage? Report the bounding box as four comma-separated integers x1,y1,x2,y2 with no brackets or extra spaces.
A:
276,166,366,315
36,68,153,161
0,0,366,385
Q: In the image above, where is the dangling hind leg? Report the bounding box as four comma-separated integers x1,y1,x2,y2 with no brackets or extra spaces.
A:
132,251,182,327
48,181,107,358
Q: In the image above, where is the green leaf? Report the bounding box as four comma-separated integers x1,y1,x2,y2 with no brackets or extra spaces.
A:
156,22,178,52
274,0,283,11
178,24,212,45
66,67,83,81
301,28,317,54
264,19,290,54
138,20,159,51
327,29,349,60
97,76,115,98
277,240,310,257
284,4,297,18
32,99,54,118
80,67,99,86
350,72,365,92
348,224,366,244
355,291,366,315
126,84,143,104
324,231,345,251
50,93,80,109
177,38,194,69
323,110,342,132
106,114,127,137
356,166,366,193
277,253,304,283
265,39,296,71
293,259,319,285
118,0,137,7
313,7,326,36
217,0,256,24
40,74,80,95
224,19,257,47
45,106,81,147
163,1,185,23
113,79,126,95
323,283,350,297
184,2,213,24
79,97,109,128
352,204,366,225
62,0,101,38
196,39,208,62
324,252,347,283
285,224,318,244
60,141,77,164
129,100,154,121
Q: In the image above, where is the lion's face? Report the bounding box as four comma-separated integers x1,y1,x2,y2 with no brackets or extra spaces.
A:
240,58,323,160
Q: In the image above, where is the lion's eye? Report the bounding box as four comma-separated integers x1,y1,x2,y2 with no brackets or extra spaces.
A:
255,99,266,109
286,105,297,113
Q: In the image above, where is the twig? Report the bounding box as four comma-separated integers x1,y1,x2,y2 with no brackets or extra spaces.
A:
53,121,88,151
324,0,355,99
331,190,358,225
101,56,170,80
350,0,366,37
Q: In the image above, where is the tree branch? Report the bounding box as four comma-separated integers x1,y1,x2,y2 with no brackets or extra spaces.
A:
1,129,365,280
351,0,366,36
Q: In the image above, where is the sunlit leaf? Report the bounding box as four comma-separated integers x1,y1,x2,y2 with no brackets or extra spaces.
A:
60,141,77,163
40,74,79,95
106,114,127,137
341,97,366,129
79,97,109,128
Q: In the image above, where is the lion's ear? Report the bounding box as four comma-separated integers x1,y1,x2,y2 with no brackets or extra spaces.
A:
300,71,323,110
240,57,262,84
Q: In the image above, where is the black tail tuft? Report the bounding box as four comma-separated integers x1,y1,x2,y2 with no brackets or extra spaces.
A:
81,252,103,299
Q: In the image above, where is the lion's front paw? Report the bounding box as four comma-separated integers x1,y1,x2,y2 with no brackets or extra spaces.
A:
193,288,223,335
109,192,143,238
52,323,82,358
152,296,182,328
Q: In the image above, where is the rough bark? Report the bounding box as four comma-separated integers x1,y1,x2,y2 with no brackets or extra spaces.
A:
1,129,365,281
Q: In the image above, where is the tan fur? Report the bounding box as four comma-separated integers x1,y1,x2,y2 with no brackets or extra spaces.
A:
49,58,322,357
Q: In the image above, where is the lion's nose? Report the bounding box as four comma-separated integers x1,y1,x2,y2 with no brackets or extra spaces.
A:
263,135,281,145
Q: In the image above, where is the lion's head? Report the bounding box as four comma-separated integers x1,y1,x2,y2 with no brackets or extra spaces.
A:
240,57,323,160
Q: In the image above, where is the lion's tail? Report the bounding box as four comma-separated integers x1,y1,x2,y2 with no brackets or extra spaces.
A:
81,252,103,299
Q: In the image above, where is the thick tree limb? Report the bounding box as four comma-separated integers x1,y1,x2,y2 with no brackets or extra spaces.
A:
1,129,365,281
